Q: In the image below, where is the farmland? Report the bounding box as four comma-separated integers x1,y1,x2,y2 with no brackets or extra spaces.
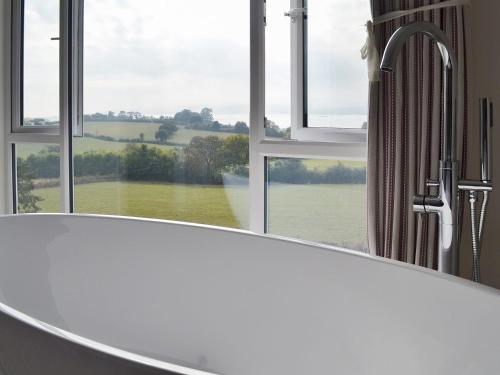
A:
15,121,237,158
35,181,367,250
18,120,367,250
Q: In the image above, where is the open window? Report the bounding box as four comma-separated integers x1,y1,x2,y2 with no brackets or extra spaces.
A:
11,0,60,133
288,0,369,142
10,0,83,136
250,0,369,250
7,0,369,252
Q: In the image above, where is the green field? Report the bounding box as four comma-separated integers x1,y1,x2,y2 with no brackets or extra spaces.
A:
15,122,237,158
302,159,366,170
16,122,367,174
85,122,236,144
34,181,367,249
18,121,367,250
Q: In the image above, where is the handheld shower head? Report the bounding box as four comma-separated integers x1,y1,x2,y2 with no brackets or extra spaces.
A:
480,98,493,183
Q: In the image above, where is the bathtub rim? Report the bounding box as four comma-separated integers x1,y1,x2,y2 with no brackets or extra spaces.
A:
2,212,499,296
1,213,500,374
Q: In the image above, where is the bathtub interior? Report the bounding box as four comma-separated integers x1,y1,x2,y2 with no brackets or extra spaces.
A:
0,214,500,374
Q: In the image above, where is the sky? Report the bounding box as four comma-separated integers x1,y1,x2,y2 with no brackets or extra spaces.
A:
24,0,370,125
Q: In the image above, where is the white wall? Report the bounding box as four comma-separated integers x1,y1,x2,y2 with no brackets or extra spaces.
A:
459,0,500,288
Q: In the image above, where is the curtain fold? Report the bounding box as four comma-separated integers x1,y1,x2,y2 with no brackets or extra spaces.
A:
367,0,470,269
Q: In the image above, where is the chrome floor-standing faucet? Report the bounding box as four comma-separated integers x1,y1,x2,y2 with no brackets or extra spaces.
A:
380,21,493,277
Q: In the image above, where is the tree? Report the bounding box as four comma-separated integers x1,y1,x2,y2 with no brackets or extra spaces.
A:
174,109,203,126
200,107,214,125
139,133,145,142
209,121,221,131
155,123,178,143
234,121,249,134
220,135,249,167
155,129,168,142
264,118,289,138
160,117,176,126
122,144,177,181
17,159,43,213
183,136,224,184
155,122,179,142
269,158,310,184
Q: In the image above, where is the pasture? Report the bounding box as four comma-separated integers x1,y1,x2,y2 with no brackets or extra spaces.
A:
34,181,367,250
15,121,237,158
18,121,368,250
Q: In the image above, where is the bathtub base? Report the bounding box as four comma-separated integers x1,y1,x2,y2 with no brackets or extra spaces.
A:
0,312,176,375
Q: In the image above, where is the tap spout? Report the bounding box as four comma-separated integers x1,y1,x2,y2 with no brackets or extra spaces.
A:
380,21,457,163
380,21,456,72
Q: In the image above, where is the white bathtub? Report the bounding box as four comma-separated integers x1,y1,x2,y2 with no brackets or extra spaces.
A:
0,214,499,375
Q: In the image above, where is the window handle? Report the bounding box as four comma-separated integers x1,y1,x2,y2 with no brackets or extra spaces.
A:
284,7,306,23
50,37,60,41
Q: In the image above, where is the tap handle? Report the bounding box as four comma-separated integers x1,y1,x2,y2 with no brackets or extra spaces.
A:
480,98,493,182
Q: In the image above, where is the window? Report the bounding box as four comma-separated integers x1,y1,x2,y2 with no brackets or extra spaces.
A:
14,144,61,213
12,0,60,132
304,0,370,130
287,0,369,142
73,0,250,229
266,157,367,251
265,0,291,139
8,0,369,251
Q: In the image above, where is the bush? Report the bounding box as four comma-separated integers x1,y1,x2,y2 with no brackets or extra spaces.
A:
74,152,121,177
17,159,43,213
122,144,178,181
19,137,365,187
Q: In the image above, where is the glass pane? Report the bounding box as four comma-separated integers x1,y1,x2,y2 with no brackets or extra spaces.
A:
23,0,60,126
305,0,370,129
265,0,291,140
16,144,61,213
266,157,367,251
74,0,249,229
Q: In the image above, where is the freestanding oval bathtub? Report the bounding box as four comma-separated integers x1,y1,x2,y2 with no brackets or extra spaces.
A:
0,214,500,375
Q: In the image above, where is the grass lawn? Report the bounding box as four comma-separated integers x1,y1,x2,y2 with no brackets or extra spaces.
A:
268,183,367,250
84,122,236,144
73,138,177,154
15,122,238,158
34,181,367,249
302,159,366,171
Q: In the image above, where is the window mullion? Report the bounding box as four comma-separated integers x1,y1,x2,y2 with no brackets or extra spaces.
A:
75,0,84,137
11,0,22,133
290,0,304,140
8,144,17,214
249,0,267,234
59,0,77,213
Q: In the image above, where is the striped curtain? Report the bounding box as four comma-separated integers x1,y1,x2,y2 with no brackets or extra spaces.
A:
367,0,470,269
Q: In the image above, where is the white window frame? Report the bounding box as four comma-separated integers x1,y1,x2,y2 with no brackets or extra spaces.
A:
289,0,367,143
249,0,367,234
4,0,367,244
10,0,60,134
6,0,82,213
